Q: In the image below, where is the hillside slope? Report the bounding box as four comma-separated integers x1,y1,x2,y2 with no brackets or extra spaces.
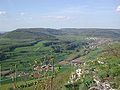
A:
1,28,62,40
61,28,120,39
1,28,120,40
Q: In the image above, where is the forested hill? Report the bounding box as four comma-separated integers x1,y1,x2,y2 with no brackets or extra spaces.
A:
1,28,120,40
60,28,120,39
1,28,62,40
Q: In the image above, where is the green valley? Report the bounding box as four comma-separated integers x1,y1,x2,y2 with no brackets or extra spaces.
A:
0,28,120,90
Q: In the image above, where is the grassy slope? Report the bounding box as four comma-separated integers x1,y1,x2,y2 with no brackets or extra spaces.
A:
0,35,85,90
0,65,75,90
1,41,70,70
77,42,120,90
1,28,61,40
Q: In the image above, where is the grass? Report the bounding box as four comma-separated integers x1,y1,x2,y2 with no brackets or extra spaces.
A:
84,47,103,60
0,65,74,90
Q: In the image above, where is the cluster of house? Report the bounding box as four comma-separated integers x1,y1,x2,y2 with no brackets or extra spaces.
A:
86,37,112,49
34,64,53,71
31,64,53,78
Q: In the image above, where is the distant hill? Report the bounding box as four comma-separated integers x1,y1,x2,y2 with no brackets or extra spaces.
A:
60,28,120,39
0,32,4,35
1,28,62,40
1,28,120,40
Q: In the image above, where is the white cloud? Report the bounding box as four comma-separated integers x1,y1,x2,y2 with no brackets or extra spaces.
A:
0,11,6,15
55,16,70,19
116,5,120,12
41,15,70,20
20,12,25,16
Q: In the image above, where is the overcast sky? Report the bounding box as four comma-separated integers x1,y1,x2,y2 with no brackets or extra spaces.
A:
0,0,120,31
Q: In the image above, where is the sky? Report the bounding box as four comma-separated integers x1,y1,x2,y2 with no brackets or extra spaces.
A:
0,0,120,31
